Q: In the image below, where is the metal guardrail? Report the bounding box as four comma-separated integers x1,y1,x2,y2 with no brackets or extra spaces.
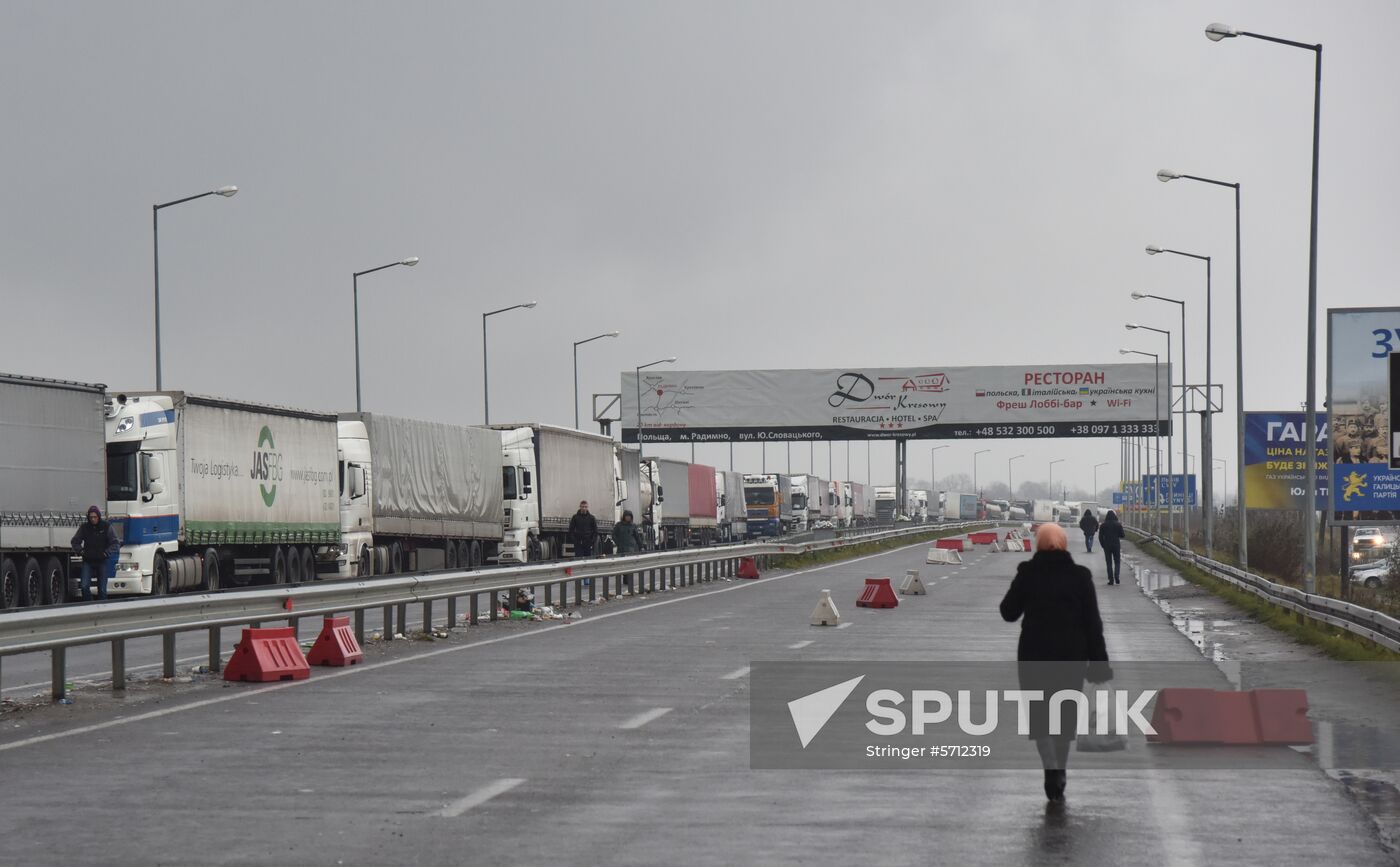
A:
0,522,984,701
1127,527,1400,653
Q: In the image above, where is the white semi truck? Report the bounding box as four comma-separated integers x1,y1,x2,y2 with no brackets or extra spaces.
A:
104,392,341,595
789,475,825,532
716,469,747,541
336,413,503,576
0,373,107,608
496,424,618,563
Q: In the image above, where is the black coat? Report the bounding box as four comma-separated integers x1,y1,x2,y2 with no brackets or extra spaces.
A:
568,511,598,547
72,520,119,563
1098,517,1124,552
1000,550,1111,739
1000,550,1109,663
1079,511,1099,534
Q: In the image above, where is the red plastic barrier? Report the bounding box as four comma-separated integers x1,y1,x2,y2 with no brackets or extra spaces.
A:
968,531,998,545
1148,687,1312,745
1021,539,1032,551
934,538,965,552
307,615,364,667
223,627,310,683
737,557,761,579
1251,689,1312,744
856,577,899,609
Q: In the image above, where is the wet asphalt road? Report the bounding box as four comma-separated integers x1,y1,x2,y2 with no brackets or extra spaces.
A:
0,536,1392,866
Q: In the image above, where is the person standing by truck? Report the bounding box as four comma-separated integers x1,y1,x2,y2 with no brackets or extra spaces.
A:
611,510,642,555
71,505,118,601
1078,509,1099,554
569,501,599,559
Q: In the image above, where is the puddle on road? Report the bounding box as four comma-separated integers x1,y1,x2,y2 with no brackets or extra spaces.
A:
1127,560,1237,664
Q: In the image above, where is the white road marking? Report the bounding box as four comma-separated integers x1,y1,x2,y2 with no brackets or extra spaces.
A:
720,666,749,680
787,640,813,649
434,778,526,818
835,622,854,630
0,540,926,753
619,707,673,729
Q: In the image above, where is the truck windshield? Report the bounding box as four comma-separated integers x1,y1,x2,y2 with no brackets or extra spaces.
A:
745,488,775,506
107,442,139,501
502,466,518,500
791,493,808,510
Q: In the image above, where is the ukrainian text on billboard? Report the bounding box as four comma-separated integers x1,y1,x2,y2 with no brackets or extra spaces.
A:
1243,411,1329,510
1327,309,1400,524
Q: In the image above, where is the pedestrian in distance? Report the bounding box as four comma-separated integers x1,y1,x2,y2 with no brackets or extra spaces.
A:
999,522,1112,803
568,500,599,559
1098,509,1125,586
611,510,642,556
1078,508,1099,554
71,505,119,601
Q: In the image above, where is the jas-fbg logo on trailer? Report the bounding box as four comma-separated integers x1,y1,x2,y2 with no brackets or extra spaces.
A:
250,425,282,507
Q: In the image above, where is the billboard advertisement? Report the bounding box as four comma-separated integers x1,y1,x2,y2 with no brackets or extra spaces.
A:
1243,411,1328,510
1141,474,1197,507
620,364,1171,443
1327,308,1400,524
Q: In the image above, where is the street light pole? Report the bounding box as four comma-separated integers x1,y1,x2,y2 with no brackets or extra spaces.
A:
1009,454,1025,500
1121,348,1161,536
1049,459,1064,505
153,185,238,390
353,257,420,412
974,449,990,496
483,301,538,425
1128,315,1184,545
573,331,620,429
1205,21,1322,590
1147,245,1214,552
1158,169,1246,565
1094,462,1110,504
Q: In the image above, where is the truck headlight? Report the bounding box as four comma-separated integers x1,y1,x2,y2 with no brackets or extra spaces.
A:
115,416,135,434
117,561,139,572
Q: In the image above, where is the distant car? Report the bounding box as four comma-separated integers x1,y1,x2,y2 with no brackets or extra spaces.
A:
1353,527,1392,548
1351,560,1393,589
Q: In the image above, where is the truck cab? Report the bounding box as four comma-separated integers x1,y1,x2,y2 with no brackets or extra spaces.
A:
789,478,811,533
104,394,179,595
337,419,373,576
743,474,782,537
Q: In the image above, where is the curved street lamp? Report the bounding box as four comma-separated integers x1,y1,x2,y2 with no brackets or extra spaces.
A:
483,301,538,424
352,257,419,411
153,185,238,390
573,331,620,429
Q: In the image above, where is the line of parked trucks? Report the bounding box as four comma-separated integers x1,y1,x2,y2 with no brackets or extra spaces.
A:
0,372,895,608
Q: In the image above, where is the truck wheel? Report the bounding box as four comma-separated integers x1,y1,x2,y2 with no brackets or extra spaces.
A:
358,546,371,577
43,556,67,604
269,547,286,585
286,546,303,583
202,549,222,591
389,543,403,574
0,558,16,609
470,541,483,568
301,547,317,581
374,546,389,575
526,536,542,563
445,541,458,570
18,557,42,607
152,552,170,596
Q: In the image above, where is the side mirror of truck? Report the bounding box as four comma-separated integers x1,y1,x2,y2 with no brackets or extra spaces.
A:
147,479,164,496
348,465,366,499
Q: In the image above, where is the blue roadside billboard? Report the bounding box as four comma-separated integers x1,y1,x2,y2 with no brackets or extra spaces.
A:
1243,411,1329,510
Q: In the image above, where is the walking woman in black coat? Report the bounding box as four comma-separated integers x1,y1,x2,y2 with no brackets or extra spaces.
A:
999,522,1111,802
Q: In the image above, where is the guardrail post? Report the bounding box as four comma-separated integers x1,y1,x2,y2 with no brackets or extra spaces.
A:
51,647,65,701
111,639,126,691
446,597,457,629
573,578,583,606
588,576,597,602
544,583,553,607
422,600,433,633
396,603,408,637
162,633,176,679
470,593,480,625
489,593,498,622
353,610,365,645
209,626,222,673
382,606,393,639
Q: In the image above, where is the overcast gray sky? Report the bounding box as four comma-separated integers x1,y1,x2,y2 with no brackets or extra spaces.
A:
3,1,1395,497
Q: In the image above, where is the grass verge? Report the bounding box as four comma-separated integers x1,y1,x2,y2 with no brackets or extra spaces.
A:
768,524,993,570
1136,539,1400,663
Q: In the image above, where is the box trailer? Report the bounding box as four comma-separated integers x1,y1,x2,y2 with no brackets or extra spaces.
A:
0,373,107,608
716,470,748,541
337,413,503,576
105,392,341,595
653,458,693,548
497,424,618,562
687,463,719,544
